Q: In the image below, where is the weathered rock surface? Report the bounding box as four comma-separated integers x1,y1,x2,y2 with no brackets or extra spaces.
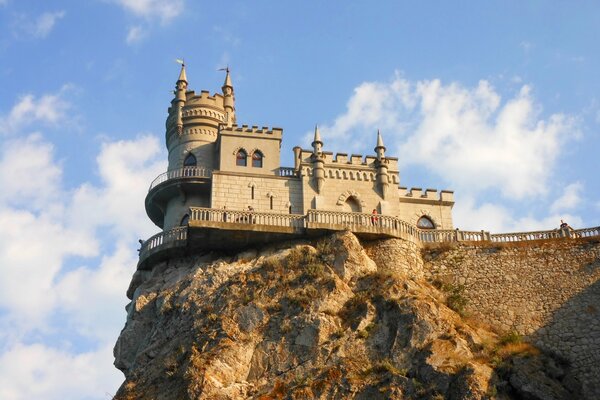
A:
114,232,583,399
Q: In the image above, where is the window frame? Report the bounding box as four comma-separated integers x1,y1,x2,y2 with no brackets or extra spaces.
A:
183,153,197,167
251,150,263,168
417,216,435,229
236,149,248,166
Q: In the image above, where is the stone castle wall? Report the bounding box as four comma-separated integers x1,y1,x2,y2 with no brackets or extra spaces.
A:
211,172,303,214
418,238,600,397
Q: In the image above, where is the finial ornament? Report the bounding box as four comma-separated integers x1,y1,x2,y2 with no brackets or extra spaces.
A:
375,129,386,161
176,58,187,84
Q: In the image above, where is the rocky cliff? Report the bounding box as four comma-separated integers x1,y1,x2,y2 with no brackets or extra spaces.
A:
114,232,585,399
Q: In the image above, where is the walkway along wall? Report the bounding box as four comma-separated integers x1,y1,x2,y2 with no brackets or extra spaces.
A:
420,238,600,398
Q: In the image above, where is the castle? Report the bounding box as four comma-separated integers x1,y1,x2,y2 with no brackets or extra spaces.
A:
140,65,455,267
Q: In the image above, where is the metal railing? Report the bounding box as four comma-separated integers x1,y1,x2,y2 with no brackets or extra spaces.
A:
149,167,212,191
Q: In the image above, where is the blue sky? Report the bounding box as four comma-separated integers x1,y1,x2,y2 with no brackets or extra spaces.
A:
0,1,599,398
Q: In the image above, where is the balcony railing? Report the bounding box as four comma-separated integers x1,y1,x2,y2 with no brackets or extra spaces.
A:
277,167,297,177
149,167,212,191
138,207,600,266
189,207,305,229
138,226,188,262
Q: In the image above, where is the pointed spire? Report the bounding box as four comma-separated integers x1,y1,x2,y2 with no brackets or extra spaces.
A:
177,62,187,84
313,125,322,145
376,129,385,149
375,129,386,160
312,125,323,156
223,66,232,88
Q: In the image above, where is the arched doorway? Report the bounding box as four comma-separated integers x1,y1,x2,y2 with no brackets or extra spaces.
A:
342,196,361,213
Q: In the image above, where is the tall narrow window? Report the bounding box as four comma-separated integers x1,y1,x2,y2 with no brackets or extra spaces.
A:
183,153,197,167
251,186,255,199
252,151,263,168
270,196,274,210
236,150,247,166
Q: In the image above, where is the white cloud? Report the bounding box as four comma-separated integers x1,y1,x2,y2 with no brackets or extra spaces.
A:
0,343,121,400
12,11,66,39
125,25,146,44
33,11,66,38
112,0,184,24
0,88,165,397
0,134,62,209
550,182,583,213
0,87,72,135
316,73,577,200
454,196,583,232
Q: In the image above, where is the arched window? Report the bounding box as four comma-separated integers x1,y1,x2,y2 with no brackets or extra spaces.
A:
343,196,361,213
180,214,190,226
417,216,435,229
236,150,247,166
183,153,197,167
252,151,263,168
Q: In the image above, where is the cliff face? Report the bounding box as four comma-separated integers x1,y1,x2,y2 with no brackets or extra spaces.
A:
114,232,584,399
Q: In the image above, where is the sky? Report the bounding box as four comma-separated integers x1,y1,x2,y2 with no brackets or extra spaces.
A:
0,1,599,398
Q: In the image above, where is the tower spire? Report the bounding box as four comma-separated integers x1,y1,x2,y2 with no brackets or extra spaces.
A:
311,125,325,193
311,125,323,154
173,60,188,134
374,129,386,160
177,62,187,84
374,129,389,198
221,66,236,127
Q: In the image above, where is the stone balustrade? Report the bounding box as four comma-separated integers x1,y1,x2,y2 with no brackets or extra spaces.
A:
277,167,297,177
137,207,600,267
138,226,188,263
148,167,212,191
189,207,305,229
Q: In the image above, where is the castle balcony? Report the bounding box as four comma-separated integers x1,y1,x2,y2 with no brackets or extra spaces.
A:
136,207,600,270
145,167,212,228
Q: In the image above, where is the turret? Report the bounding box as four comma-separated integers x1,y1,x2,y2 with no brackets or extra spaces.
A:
374,130,389,198
311,125,325,193
221,68,236,127
174,63,188,133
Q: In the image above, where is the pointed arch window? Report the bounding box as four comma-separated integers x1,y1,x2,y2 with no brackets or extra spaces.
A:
417,216,435,229
180,214,190,226
183,153,197,167
252,151,263,168
236,149,247,166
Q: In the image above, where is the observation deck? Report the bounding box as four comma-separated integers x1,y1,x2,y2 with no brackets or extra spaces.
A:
145,167,212,228
136,207,600,270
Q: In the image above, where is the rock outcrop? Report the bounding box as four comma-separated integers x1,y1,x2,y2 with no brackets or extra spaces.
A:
114,232,583,399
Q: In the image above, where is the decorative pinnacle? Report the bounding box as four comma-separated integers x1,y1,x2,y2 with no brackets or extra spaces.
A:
312,125,322,146
375,129,386,150
219,66,233,88
176,59,187,83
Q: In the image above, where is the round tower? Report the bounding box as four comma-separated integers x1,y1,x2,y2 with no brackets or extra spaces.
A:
146,65,231,230
165,64,231,172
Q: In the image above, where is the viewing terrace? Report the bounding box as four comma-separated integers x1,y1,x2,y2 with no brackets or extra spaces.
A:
137,207,600,269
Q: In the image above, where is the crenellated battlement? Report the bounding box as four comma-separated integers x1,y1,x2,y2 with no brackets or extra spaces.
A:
185,90,224,104
399,187,454,203
220,124,283,139
297,148,399,169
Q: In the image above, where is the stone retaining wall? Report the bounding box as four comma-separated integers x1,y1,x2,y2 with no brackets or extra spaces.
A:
420,237,600,398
